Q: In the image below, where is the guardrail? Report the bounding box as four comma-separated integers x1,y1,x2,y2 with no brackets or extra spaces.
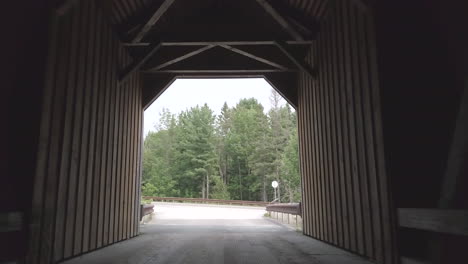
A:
266,202,301,215
140,204,154,220
143,196,269,206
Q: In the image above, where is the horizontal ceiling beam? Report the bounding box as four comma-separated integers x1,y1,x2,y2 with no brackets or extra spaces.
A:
123,40,313,47
147,45,216,71
144,69,295,73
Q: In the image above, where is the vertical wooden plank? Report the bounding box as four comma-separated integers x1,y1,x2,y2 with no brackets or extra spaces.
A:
133,77,140,238
358,9,384,263
335,5,354,249
329,6,345,247
109,48,122,243
62,2,88,257
307,47,315,237
121,55,129,240
39,11,72,264
327,7,342,246
310,42,320,239
131,74,137,237
297,55,307,234
301,53,307,236
305,55,313,237
124,65,132,239
308,41,323,239
101,20,114,247
115,47,125,242
301,70,314,235
311,43,320,238
342,0,365,255
104,26,116,246
349,4,373,258
135,75,142,236
297,75,307,235
337,1,357,253
109,41,120,244
135,76,143,236
366,9,396,264
28,10,60,264
119,53,127,240
97,10,111,248
112,59,123,244
128,75,135,238
73,1,93,255
89,5,104,250
126,60,133,240
119,68,127,241
326,23,335,243
52,5,80,261
133,76,140,237
319,19,330,243
306,48,313,237
136,75,144,233
315,32,325,241
123,73,131,239
298,74,306,235
325,18,339,245
333,7,348,247
82,2,99,252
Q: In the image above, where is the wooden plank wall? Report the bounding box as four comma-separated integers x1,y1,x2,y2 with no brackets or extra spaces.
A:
27,1,143,263
297,1,396,264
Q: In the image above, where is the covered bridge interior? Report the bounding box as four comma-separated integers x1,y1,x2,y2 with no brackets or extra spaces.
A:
4,0,468,263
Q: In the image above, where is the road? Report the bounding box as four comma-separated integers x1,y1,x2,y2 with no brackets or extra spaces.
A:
65,202,372,264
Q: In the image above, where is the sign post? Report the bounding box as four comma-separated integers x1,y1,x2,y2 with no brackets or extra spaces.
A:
272,180,278,202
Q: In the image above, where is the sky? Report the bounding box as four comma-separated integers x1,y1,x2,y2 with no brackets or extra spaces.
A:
143,78,288,136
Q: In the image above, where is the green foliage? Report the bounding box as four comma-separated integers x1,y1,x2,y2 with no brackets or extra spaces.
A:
142,182,158,196
141,198,154,205
142,89,301,202
210,176,230,200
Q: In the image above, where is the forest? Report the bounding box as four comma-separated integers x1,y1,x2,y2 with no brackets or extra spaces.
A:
142,90,300,202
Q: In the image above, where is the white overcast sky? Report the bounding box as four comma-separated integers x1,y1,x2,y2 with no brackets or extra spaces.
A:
143,78,289,136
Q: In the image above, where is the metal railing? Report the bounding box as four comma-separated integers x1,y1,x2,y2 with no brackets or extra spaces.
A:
140,204,154,220
143,196,269,206
266,202,301,215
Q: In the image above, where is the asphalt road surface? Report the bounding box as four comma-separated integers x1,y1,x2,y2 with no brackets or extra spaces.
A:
64,202,372,264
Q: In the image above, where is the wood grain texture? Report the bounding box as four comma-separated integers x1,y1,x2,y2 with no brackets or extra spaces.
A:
27,1,142,262
297,1,396,263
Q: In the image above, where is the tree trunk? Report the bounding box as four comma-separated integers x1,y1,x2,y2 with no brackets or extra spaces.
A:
276,166,281,202
206,173,210,199
225,155,229,184
289,184,294,202
202,178,205,199
238,161,242,200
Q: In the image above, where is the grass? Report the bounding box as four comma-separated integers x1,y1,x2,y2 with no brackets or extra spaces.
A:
141,198,153,204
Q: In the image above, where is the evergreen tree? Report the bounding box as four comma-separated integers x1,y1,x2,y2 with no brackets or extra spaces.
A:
141,94,301,202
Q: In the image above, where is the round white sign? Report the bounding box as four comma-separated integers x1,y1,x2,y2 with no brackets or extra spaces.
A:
272,180,278,188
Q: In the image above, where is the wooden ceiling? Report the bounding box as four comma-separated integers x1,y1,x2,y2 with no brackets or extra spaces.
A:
101,0,329,107
109,0,327,79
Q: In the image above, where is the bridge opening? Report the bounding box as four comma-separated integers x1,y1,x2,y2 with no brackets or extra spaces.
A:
143,78,300,203
141,78,301,219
